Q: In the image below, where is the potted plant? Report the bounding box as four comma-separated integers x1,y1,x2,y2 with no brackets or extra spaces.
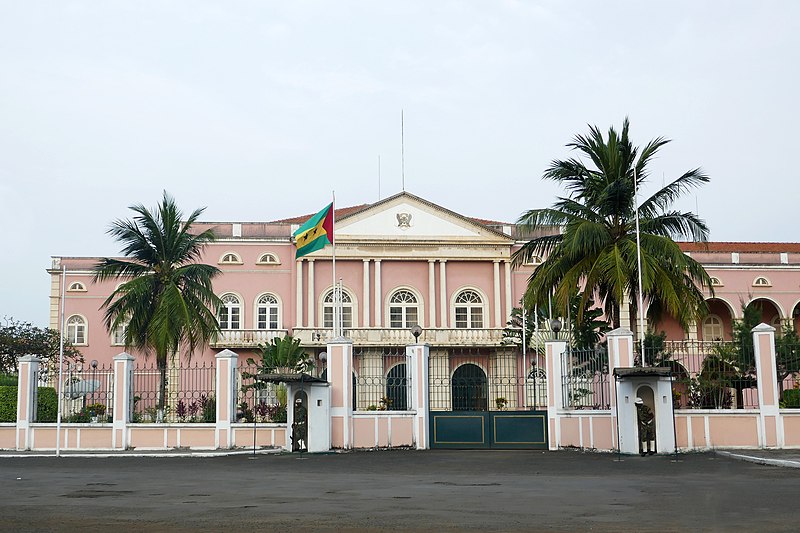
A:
246,335,314,375
86,402,106,423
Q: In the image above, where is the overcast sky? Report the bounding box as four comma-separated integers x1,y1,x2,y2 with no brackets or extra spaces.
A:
2,1,799,326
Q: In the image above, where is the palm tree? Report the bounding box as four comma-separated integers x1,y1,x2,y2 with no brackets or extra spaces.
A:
94,192,221,419
512,119,713,330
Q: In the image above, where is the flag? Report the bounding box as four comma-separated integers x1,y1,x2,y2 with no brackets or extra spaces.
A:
293,202,334,258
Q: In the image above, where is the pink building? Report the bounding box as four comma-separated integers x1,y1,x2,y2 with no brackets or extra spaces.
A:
49,191,800,367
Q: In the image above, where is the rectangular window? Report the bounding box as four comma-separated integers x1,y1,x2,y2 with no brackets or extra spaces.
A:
230,308,240,329
258,308,278,330
390,307,403,328
406,308,418,328
470,308,483,329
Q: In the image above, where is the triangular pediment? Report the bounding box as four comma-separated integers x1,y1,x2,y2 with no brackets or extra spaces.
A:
335,192,511,244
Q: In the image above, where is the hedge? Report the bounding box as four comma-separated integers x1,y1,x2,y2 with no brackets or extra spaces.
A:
0,386,59,422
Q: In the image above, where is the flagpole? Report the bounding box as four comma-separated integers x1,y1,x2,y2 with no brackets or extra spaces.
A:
331,191,337,338
522,306,527,409
633,165,646,364
56,263,66,457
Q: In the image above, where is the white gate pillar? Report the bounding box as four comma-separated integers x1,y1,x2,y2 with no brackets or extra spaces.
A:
407,342,430,449
215,349,238,449
544,339,567,450
327,338,354,449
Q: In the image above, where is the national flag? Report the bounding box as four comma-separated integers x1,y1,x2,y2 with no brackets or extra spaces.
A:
293,202,334,258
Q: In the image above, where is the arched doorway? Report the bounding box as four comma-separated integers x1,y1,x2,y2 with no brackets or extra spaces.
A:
386,363,407,411
291,390,308,452
635,385,657,454
451,363,488,411
699,299,736,341
747,298,783,331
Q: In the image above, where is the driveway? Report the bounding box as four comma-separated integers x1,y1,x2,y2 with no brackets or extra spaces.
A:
1,449,796,531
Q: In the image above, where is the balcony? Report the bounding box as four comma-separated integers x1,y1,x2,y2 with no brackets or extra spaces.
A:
210,329,289,349
292,327,508,347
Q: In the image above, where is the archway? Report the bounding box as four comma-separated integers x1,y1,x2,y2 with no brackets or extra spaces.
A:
386,363,407,411
746,298,782,330
635,385,657,453
291,390,308,452
451,363,488,411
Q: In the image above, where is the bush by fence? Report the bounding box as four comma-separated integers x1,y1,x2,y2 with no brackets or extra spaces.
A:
0,386,58,422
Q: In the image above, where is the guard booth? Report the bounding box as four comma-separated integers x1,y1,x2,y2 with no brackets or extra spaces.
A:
613,367,676,455
259,373,330,453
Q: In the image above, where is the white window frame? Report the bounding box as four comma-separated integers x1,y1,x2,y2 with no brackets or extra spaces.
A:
753,276,772,287
219,252,243,265
451,288,487,329
66,315,88,345
321,287,356,329
255,292,282,330
256,252,281,265
67,281,87,292
218,292,243,330
111,321,129,346
709,277,723,287
386,287,422,329
702,314,724,341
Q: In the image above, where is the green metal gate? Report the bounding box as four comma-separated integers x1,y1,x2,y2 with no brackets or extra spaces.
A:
430,410,547,449
428,348,548,449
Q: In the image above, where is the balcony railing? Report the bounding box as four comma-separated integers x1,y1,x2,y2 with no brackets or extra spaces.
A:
292,327,508,347
210,329,289,348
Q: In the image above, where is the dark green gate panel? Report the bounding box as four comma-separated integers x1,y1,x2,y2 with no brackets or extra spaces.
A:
491,413,547,449
430,410,547,449
431,413,489,448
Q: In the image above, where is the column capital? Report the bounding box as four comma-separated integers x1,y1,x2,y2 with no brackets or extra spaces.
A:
216,349,239,360
607,327,634,337
113,352,135,361
752,323,776,333
18,355,42,363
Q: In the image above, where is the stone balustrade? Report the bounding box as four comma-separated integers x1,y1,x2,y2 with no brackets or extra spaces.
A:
210,329,289,348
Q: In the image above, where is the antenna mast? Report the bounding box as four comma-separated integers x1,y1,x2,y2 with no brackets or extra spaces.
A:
401,109,405,191
378,155,381,200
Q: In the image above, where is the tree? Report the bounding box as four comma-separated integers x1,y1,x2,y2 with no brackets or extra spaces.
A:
94,192,221,418
0,317,83,375
511,119,713,330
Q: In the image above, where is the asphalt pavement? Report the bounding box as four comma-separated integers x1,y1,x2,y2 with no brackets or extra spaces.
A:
0,449,797,532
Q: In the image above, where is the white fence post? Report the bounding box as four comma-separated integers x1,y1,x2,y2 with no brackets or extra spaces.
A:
112,352,135,449
327,338,354,449
215,349,238,449
753,323,780,448
16,355,41,450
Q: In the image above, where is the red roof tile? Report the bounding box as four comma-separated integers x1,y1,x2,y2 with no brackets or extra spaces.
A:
678,242,800,253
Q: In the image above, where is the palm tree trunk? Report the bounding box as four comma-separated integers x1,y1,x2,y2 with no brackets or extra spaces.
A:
157,357,167,423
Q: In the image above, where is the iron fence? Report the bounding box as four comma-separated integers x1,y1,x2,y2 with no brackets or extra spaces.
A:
353,348,411,411
777,342,800,407
561,347,610,410
648,341,759,409
43,363,115,423
132,361,215,423
429,347,546,411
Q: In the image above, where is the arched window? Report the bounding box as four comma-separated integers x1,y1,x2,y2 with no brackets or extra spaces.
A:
702,314,724,341
218,293,242,330
219,252,242,265
256,293,280,330
709,277,723,287
454,289,484,329
323,289,353,329
451,363,488,411
386,363,408,410
257,252,280,265
67,282,86,292
66,315,87,345
525,255,543,266
389,289,419,328
753,276,771,287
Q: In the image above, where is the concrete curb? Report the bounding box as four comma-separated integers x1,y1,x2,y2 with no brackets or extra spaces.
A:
716,450,800,469
0,448,283,459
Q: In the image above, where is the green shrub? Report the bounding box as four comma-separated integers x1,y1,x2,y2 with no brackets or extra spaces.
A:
0,385,16,422
37,387,58,422
0,374,17,386
782,389,800,408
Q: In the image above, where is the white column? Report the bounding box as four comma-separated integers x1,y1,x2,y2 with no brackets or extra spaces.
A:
296,259,303,327
112,352,135,450
215,349,238,449
16,355,40,450
408,343,430,449
493,260,501,327
428,260,436,328
363,260,370,327
504,261,512,324
439,260,447,327
544,339,567,451
307,259,315,328
374,260,382,327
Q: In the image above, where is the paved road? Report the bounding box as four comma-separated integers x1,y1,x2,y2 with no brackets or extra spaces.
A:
0,449,796,532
